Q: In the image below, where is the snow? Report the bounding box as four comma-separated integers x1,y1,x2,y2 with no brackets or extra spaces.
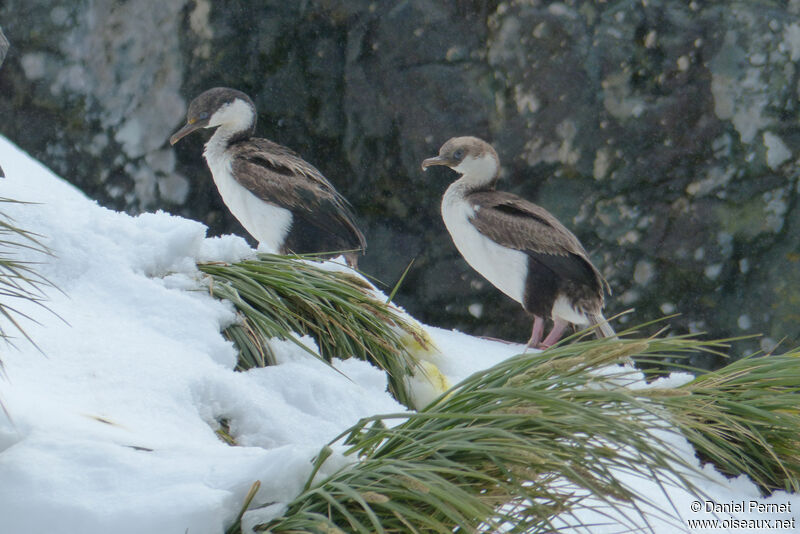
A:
0,134,797,533
0,135,400,533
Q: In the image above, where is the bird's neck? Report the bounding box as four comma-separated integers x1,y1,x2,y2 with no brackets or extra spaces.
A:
451,154,500,192
203,98,257,160
204,124,252,163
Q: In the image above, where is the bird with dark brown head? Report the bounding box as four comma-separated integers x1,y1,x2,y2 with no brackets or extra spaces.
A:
423,136,613,349
170,87,366,267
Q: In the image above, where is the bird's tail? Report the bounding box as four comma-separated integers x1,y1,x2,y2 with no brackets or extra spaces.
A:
587,313,616,339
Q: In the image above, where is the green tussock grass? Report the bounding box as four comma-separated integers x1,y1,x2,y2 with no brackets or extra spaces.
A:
0,198,56,353
244,335,800,533
648,351,800,493
198,254,430,408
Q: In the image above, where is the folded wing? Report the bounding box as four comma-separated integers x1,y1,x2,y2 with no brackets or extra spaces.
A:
466,191,608,297
230,139,366,256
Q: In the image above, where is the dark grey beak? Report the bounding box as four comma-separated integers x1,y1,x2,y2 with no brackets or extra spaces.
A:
169,118,210,146
421,155,450,171
0,164,4,178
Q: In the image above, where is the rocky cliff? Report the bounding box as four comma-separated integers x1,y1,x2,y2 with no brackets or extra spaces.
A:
1,0,798,362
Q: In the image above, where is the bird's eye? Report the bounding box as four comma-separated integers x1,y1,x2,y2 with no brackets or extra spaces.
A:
453,149,464,160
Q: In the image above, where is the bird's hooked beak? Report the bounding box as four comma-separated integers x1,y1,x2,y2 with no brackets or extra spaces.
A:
169,117,210,146
421,155,451,171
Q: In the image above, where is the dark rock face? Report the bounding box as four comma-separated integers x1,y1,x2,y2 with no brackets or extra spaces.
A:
1,0,799,360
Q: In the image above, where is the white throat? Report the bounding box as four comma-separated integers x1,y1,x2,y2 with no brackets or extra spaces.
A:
207,98,255,140
452,154,498,187
203,98,256,185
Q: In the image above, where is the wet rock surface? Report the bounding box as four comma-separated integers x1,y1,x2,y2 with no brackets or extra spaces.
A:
1,0,799,362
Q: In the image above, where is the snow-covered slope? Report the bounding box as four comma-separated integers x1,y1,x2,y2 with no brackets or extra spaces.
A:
0,135,796,533
0,136,408,533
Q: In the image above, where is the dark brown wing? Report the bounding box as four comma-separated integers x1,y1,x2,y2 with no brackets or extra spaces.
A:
467,190,607,293
230,139,366,255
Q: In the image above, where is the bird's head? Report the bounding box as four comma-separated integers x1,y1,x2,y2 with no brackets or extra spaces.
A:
421,136,499,187
170,87,256,145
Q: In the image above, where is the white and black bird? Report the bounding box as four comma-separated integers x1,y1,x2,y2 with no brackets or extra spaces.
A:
422,136,614,349
170,87,366,267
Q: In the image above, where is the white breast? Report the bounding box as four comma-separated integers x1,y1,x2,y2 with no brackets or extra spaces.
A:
441,184,529,305
204,133,292,253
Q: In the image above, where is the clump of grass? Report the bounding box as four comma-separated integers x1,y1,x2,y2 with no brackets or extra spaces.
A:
649,351,800,493
246,335,800,533
567,327,800,492
198,254,430,408
0,198,55,352
253,338,698,533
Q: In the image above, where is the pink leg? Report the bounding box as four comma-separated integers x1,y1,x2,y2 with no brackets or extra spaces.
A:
539,317,568,349
525,316,545,351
